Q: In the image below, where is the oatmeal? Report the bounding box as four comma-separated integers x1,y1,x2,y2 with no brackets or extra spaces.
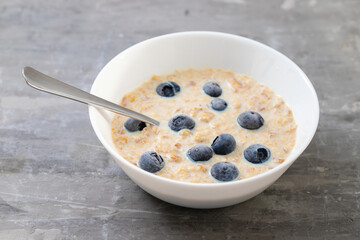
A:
111,69,297,183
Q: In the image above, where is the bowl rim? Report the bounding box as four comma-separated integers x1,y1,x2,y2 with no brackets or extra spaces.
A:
89,31,319,188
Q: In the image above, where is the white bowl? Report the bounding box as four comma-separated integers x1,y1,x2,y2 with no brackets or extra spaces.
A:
89,31,319,209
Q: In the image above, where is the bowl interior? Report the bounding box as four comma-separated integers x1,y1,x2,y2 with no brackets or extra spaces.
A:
90,32,319,179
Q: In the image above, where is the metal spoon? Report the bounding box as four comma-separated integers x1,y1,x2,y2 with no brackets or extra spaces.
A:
22,67,160,126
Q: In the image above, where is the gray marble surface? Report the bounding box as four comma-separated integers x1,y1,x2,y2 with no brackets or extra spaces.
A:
0,0,359,239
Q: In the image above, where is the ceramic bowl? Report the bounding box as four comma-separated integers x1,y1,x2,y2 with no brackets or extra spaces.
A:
89,31,319,208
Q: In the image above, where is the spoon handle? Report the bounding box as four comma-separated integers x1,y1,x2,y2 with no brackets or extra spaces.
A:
22,67,160,126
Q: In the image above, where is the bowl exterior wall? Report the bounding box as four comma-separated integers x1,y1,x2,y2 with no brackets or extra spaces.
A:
111,153,290,208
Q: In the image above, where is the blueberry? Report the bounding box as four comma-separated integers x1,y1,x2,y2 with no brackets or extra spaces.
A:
237,111,264,130
124,118,146,132
211,162,239,182
203,82,222,97
211,98,228,111
187,145,213,162
211,133,236,155
138,151,165,173
243,144,271,164
168,114,195,132
156,82,180,97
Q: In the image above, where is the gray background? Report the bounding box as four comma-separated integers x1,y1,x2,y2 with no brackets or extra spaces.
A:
1,0,359,239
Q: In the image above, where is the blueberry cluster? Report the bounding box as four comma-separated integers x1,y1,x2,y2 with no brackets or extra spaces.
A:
186,133,239,182
202,81,228,111
126,81,272,182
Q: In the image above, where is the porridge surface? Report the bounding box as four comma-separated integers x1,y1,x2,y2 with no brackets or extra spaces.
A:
111,69,297,183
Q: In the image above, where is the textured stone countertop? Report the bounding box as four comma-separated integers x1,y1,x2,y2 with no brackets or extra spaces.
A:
0,0,359,239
